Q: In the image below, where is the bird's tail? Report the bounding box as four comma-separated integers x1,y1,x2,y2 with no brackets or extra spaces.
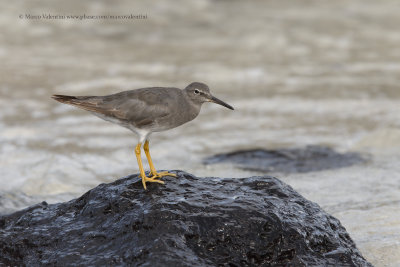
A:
51,94,106,114
51,94,80,104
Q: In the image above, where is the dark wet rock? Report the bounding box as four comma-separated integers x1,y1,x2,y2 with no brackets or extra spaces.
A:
204,145,365,173
0,171,371,266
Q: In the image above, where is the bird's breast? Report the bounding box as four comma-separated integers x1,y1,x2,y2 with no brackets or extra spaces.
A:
151,102,200,132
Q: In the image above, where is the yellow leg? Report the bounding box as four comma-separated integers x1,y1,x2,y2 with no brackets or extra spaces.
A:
135,143,164,190
143,140,177,179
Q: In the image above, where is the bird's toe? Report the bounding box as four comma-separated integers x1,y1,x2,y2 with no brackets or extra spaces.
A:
151,171,177,178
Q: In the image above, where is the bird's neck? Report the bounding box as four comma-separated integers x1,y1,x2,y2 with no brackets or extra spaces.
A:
183,91,202,119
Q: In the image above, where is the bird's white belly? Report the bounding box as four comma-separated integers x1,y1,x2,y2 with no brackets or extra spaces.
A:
91,112,151,143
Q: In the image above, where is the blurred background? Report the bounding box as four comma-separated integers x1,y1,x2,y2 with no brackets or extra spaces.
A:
0,0,399,265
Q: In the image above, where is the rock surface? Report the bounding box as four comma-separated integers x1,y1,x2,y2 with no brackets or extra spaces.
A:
204,146,365,173
0,171,371,266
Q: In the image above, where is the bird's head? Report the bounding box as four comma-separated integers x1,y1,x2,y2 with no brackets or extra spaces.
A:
184,82,234,110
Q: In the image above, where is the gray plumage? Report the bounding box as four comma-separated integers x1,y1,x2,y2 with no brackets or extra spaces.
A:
52,81,234,189
52,82,233,142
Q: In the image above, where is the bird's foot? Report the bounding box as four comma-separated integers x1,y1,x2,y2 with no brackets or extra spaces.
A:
149,171,177,179
145,176,165,184
141,175,165,190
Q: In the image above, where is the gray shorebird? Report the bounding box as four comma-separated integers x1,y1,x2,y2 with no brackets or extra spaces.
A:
52,82,234,189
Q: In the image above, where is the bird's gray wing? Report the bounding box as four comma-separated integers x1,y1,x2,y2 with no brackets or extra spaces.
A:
106,88,175,127
63,88,177,128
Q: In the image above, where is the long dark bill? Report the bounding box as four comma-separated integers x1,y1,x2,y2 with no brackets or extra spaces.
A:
210,96,234,110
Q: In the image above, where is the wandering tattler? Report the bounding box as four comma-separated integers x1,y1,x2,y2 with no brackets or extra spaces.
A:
52,82,234,189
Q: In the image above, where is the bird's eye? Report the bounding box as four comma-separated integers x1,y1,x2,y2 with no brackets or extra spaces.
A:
194,89,200,95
